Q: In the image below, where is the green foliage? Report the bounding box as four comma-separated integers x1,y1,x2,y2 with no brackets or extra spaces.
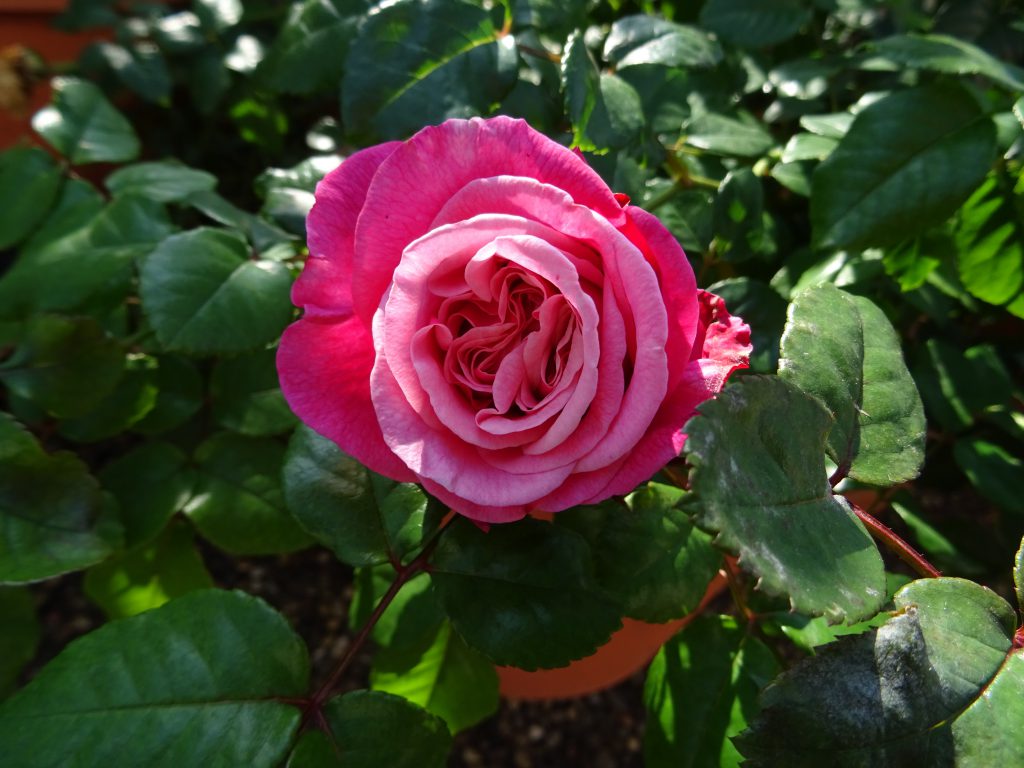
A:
0,590,308,767
430,517,622,669
2,0,1023,763
685,376,886,623
779,284,926,485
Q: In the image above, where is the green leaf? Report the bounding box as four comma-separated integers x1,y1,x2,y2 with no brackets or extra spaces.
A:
31,78,140,164
954,171,1024,317
916,339,1012,432
811,82,997,251
132,355,204,435
683,112,775,158
780,132,837,163
861,34,1024,92
0,587,39,698
98,441,195,548
0,195,173,320
0,314,124,418
282,426,433,566
735,578,1018,766
556,483,721,623
952,651,1024,767
645,615,780,768
953,439,1024,517
106,161,217,202
0,590,308,767
0,147,64,249
320,690,451,768
260,0,370,95
194,0,243,32
342,0,517,142
713,168,775,262
705,278,788,373
84,519,213,619
350,568,444,649
430,517,622,669
139,228,294,356
699,0,812,48
684,376,886,623
186,433,313,555
889,500,985,577
210,347,297,436
58,357,159,442
778,284,926,484
90,42,171,103
0,413,121,583
603,15,722,70
1016,537,1023,612
371,621,499,734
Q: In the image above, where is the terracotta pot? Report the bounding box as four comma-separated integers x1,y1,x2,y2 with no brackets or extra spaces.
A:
496,568,730,700
0,2,109,149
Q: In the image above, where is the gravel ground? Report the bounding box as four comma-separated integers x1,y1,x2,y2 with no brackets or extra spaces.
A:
25,543,646,767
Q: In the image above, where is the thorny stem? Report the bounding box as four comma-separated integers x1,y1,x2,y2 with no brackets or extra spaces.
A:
723,557,757,626
849,502,942,579
300,512,455,727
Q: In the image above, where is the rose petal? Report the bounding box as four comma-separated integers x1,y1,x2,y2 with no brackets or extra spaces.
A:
353,117,623,326
277,316,415,481
296,142,400,317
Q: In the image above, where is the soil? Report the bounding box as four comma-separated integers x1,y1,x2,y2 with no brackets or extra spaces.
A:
24,542,646,768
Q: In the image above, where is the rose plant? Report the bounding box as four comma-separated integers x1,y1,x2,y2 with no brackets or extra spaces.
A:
0,1,1023,767
277,116,751,521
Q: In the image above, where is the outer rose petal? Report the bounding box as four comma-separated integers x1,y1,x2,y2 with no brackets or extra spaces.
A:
277,316,416,482
352,116,624,326
295,142,401,317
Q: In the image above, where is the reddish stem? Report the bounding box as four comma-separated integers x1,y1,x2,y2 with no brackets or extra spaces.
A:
1013,626,1024,651
849,503,941,579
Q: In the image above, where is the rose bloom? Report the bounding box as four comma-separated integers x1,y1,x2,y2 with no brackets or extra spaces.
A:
277,117,750,523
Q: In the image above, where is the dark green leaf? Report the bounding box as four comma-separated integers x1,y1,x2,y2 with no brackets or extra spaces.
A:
713,168,775,262
736,578,1018,766
955,171,1024,318
778,284,926,484
210,347,297,436
780,132,837,163
106,161,217,202
0,587,39,698
916,339,1012,432
31,78,140,164
260,0,370,95
91,42,171,103
342,0,517,142
0,413,121,583
645,615,780,768
0,590,308,767
282,426,430,566
799,111,852,139
132,356,204,434
699,0,812,48
603,15,722,69
556,484,721,623
861,34,1024,92
139,228,294,356
684,376,886,623
0,195,173,320
430,517,622,669
889,500,985,577
58,357,159,442
84,519,213,619
951,651,1024,767
811,82,997,251
371,620,499,734
194,0,243,32
953,439,1024,517
684,112,774,157
319,690,451,768
350,568,444,650
99,441,195,548
561,31,600,151
186,433,312,555
0,147,64,250
0,315,123,418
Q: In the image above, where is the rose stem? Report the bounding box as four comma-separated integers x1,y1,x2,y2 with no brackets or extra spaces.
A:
849,502,942,579
302,512,455,725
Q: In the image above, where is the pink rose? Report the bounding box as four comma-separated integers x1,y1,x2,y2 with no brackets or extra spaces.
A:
277,117,751,523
